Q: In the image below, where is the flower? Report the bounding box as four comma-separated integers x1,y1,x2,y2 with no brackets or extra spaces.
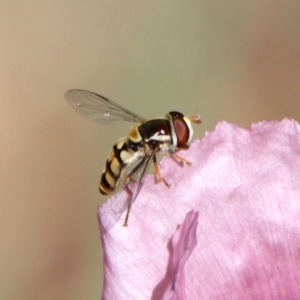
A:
98,119,300,299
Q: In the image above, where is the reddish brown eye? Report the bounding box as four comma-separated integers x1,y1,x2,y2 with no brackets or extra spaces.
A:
169,111,189,147
173,118,189,147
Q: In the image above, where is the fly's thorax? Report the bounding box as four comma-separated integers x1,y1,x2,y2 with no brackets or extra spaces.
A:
138,119,172,145
167,111,194,147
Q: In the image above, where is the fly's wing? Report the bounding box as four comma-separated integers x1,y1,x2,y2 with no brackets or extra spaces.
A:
99,151,156,231
65,89,146,124
125,150,156,204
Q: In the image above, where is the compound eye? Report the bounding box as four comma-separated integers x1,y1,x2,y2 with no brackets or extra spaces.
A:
169,111,189,147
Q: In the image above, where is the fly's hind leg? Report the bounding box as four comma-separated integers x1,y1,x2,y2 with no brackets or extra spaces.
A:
123,179,133,227
122,156,148,227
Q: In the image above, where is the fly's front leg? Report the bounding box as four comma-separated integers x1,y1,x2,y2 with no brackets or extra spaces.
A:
168,149,191,165
153,155,170,187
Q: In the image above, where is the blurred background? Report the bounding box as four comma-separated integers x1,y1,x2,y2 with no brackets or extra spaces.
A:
1,1,300,299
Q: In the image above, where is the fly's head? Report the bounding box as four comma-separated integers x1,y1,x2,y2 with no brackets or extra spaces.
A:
167,111,201,148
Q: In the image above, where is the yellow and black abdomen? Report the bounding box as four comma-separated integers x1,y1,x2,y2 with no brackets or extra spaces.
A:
99,126,144,195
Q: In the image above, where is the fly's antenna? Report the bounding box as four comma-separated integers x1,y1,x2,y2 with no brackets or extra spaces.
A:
189,113,201,124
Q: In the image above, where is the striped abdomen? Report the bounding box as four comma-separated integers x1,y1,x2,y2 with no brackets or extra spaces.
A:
99,133,144,195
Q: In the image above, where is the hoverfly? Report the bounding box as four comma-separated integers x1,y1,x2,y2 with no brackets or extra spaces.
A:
65,89,201,226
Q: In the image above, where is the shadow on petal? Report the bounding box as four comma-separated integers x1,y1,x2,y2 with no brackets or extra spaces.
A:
152,210,199,300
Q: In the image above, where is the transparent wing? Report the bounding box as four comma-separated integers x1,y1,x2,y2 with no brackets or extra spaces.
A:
123,151,155,204
65,89,146,124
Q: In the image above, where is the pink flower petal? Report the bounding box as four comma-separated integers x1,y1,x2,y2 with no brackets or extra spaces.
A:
98,119,300,299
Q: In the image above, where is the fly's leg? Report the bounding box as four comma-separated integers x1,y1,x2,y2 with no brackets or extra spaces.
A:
123,179,133,227
122,156,148,227
153,155,170,187
168,149,191,165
